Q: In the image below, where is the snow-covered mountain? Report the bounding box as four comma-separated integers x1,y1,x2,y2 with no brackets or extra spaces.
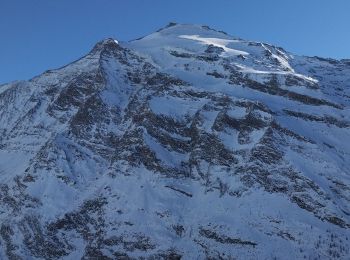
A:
0,23,350,259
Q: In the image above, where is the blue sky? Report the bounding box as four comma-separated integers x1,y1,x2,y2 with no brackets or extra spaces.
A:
1,0,349,84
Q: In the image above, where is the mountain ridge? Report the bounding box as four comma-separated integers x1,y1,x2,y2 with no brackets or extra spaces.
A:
0,23,349,259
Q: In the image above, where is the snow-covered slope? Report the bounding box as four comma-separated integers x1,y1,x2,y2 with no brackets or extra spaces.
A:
0,23,349,259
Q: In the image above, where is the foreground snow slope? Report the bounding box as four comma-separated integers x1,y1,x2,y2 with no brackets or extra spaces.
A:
0,23,349,259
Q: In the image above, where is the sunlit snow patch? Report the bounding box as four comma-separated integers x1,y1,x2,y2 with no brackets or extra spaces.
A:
235,64,318,83
179,34,249,56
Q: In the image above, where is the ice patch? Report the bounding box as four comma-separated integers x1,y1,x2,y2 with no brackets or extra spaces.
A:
179,35,249,56
235,64,318,83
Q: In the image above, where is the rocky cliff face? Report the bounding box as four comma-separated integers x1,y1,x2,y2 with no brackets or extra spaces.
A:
0,23,349,259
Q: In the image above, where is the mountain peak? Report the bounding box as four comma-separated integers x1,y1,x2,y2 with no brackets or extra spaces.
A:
152,22,233,39
90,37,120,54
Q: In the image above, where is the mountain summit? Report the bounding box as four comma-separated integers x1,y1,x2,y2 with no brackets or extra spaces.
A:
0,23,349,259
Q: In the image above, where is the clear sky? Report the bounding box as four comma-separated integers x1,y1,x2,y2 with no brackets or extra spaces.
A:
1,0,349,84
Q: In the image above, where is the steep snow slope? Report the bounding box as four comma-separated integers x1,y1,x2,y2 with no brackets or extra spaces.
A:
0,23,349,259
